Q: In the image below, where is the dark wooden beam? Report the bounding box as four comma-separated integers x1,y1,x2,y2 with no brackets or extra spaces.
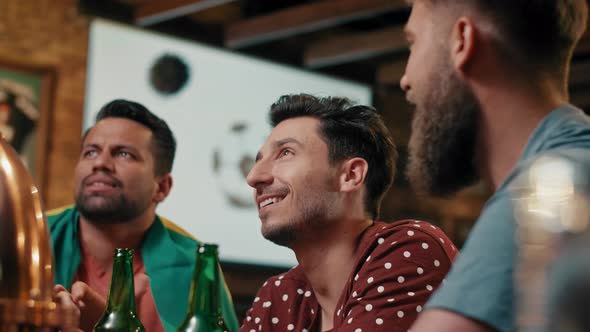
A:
304,26,406,68
149,16,225,46
376,60,406,86
225,0,408,49
79,0,134,23
135,0,237,26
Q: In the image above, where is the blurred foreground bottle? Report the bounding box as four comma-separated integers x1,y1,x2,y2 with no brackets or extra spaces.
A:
176,243,230,332
513,154,590,332
93,248,145,332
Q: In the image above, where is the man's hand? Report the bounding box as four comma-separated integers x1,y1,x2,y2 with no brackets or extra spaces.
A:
70,281,107,332
52,285,81,332
53,282,107,332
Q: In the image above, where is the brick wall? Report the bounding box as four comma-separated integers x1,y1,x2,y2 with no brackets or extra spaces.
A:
0,0,89,208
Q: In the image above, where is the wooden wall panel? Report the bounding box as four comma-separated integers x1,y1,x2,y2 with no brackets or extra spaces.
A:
0,0,89,208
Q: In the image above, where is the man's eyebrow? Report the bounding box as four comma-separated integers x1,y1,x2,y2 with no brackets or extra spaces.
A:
255,138,303,162
80,143,139,153
112,144,141,153
80,143,99,152
273,138,303,149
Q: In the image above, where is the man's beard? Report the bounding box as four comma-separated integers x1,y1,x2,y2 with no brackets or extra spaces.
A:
261,181,337,248
407,58,481,197
262,201,328,248
75,190,148,224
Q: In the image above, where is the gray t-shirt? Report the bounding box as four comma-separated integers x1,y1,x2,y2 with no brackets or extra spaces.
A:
426,105,590,332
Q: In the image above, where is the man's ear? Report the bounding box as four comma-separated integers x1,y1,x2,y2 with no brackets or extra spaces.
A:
154,174,173,203
339,158,368,193
450,16,477,73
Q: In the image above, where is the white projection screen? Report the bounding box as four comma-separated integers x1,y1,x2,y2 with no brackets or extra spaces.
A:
85,19,372,267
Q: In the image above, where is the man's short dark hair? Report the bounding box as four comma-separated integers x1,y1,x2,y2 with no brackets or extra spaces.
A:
419,0,588,83
269,94,397,220
90,99,176,176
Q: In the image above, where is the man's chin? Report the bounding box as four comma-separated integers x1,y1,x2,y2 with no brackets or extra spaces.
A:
261,223,295,248
77,198,122,223
79,198,114,211
79,211,121,224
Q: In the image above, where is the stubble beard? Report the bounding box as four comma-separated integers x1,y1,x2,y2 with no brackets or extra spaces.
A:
406,55,481,197
262,182,337,248
75,190,150,224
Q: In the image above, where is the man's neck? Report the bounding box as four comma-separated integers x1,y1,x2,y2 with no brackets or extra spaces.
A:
292,218,373,331
476,79,566,190
78,210,156,269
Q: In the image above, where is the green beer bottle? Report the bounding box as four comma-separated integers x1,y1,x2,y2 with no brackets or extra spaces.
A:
176,243,231,332
93,248,145,332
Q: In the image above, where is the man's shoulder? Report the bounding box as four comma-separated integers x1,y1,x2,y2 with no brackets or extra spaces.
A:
46,205,75,218
362,220,458,264
157,215,199,247
501,106,590,197
373,220,455,246
45,205,77,230
503,145,590,198
145,215,201,264
528,106,590,156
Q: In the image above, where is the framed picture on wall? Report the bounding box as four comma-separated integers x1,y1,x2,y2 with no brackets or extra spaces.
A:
0,59,55,197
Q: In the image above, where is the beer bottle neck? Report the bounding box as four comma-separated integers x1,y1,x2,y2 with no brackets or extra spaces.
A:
188,247,221,318
106,249,137,313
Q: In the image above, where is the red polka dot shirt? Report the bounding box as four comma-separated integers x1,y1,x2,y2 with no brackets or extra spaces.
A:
238,220,458,332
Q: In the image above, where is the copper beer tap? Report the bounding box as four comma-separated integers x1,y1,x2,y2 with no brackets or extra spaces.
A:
0,137,72,331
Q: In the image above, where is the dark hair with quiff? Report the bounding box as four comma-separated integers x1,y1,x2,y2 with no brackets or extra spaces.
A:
269,94,398,220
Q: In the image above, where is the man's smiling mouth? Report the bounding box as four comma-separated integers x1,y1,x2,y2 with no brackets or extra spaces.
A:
259,196,284,209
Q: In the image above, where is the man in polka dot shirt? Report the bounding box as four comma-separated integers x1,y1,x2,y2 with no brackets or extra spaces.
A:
240,94,457,332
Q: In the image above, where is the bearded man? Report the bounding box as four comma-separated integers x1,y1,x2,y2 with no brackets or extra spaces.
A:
400,1,590,331
48,99,238,331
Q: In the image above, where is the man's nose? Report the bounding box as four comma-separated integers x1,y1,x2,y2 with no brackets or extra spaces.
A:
246,159,273,189
400,72,410,92
91,151,114,172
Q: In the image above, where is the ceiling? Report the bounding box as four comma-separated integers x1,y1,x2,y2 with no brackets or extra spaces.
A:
79,0,410,86
77,0,590,110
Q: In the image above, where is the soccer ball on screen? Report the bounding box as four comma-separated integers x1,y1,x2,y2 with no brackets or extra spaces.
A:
212,122,263,209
